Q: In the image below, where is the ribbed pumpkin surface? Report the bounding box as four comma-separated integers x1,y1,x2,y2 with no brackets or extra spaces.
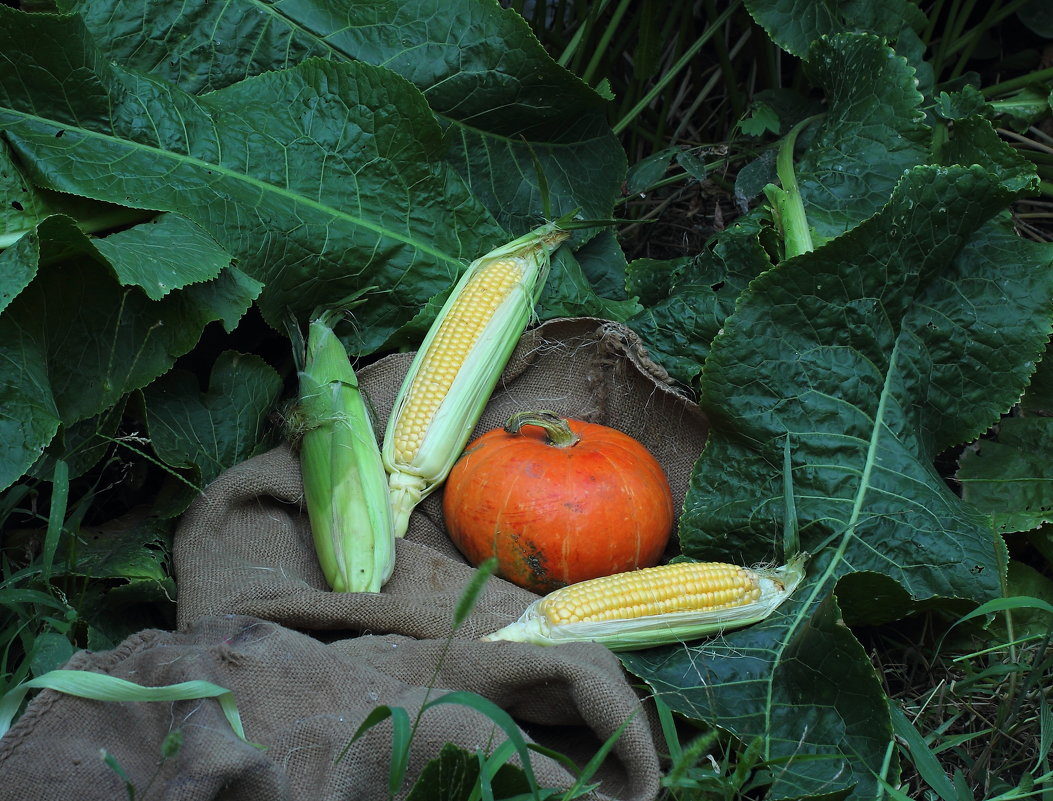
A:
442,416,674,593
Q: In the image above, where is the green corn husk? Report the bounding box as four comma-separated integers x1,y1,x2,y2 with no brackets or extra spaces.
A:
294,312,395,593
483,554,807,651
382,218,572,539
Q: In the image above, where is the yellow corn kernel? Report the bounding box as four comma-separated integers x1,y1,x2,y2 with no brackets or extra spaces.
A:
390,257,524,466
483,555,807,651
383,221,571,538
538,562,763,625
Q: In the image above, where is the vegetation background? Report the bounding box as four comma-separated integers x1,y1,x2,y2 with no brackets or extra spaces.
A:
1,0,1052,798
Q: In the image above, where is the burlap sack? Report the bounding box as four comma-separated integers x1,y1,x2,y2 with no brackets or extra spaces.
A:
0,318,709,801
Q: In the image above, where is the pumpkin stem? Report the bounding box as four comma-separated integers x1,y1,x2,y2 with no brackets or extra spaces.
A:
504,410,581,448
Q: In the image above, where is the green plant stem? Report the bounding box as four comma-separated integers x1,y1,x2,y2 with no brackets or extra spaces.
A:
671,28,752,143
921,0,949,46
928,0,955,79
782,435,800,559
581,0,633,85
503,410,581,447
1015,149,1053,168
940,0,980,80
701,0,745,120
997,127,1053,156
556,0,611,67
945,0,1034,71
612,0,739,136
947,0,1007,80
40,461,69,584
984,66,1053,98
764,115,821,259
0,207,155,251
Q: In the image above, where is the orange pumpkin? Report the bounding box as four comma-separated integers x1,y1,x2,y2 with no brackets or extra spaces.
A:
442,410,674,593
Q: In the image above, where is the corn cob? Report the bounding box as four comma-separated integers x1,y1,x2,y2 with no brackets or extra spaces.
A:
295,312,395,593
383,221,571,538
483,555,806,651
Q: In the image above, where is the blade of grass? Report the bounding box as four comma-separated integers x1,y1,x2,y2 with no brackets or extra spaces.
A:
670,28,751,144
0,670,257,745
470,740,523,801
952,768,975,801
424,691,542,798
580,0,633,85
476,748,496,801
560,0,612,75
612,1,739,136
559,713,632,799
1040,698,1052,769
452,558,497,632
652,695,683,763
874,737,897,801
100,749,136,801
388,706,414,798
945,597,1053,632
890,704,957,801
0,587,73,611
340,703,413,798
40,459,69,583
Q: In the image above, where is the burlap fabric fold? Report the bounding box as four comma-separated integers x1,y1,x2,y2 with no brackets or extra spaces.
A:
0,319,708,800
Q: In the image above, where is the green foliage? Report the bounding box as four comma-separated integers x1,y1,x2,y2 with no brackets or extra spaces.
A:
405,743,533,801
958,418,1053,534
0,0,629,724
0,669,254,742
2,0,1053,798
0,212,260,490
620,20,1053,801
58,0,625,235
795,34,930,243
143,351,282,488
744,0,933,91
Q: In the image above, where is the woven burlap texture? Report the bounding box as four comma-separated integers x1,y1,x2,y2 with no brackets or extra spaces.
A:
0,318,709,801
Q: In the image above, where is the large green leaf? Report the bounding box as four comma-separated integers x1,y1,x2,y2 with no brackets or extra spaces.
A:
2,142,142,314
54,0,624,237
626,575,892,799
625,214,774,388
958,417,1053,534
1,141,64,262
0,215,259,491
143,350,283,487
744,0,933,94
92,213,234,301
0,7,504,351
624,33,933,387
795,34,930,243
1021,338,1053,415
0,138,146,260
68,518,172,585
623,164,1053,799
542,245,641,322
913,214,1053,450
28,400,127,482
